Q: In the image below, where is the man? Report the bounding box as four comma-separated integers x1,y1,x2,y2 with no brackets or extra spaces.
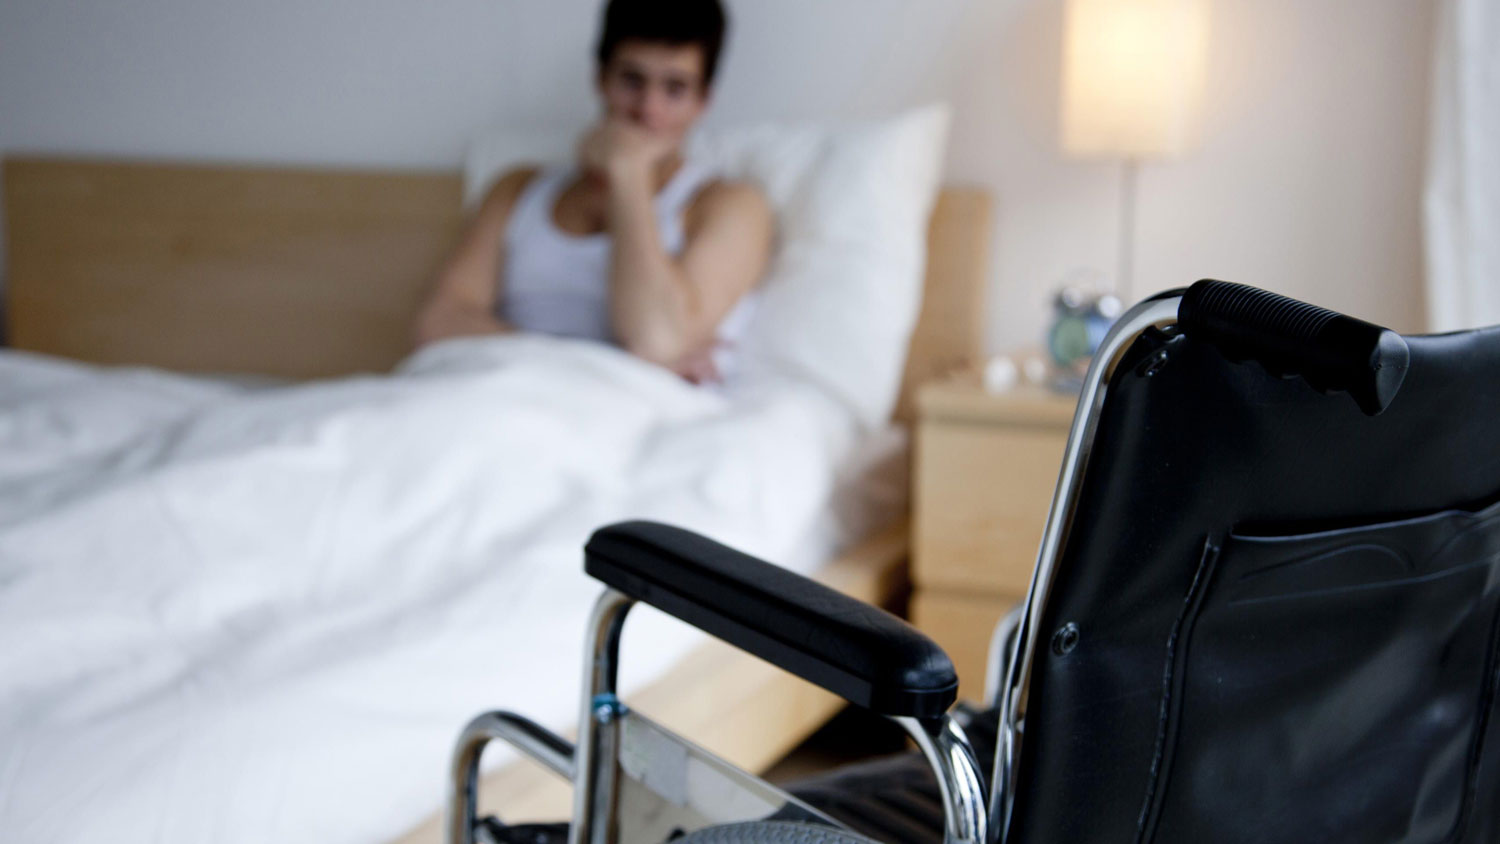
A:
415,0,771,383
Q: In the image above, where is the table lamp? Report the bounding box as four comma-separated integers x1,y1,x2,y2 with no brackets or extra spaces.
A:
1061,0,1209,303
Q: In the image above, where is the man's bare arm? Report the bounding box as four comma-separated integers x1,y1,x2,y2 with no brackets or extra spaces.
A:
606,167,773,367
412,167,537,348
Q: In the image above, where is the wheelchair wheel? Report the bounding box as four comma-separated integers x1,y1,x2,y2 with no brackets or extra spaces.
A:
674,821,883,844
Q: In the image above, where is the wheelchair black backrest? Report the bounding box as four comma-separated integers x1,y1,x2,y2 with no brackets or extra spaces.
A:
1010,283,1500,844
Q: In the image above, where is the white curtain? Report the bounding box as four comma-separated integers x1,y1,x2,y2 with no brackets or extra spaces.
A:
1424,0,1500,332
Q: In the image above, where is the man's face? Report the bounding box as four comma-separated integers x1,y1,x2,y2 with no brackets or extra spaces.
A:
598,40,710,147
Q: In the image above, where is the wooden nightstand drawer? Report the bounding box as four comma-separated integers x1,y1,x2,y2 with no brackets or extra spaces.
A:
911,591,1020,700
914,419,1067,594
912,378,1076,597
911,376,1076,684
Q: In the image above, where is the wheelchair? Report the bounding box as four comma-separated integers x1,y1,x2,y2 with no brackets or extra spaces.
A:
447,281,1500,844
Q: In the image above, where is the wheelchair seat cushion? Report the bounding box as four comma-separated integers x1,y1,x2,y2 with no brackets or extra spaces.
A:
675,821,883,844
784,702,999,844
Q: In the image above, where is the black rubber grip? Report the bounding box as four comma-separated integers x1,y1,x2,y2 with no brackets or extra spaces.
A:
585,521,958,719
1178,280,1410,415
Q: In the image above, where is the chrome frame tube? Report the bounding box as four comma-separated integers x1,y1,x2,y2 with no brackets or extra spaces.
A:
446,711,577,844
989,294,1183,842
568,589,635,844
897,715,988,844
983,603,1025,709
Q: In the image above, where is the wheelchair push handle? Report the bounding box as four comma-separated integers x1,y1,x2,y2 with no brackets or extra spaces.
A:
1178,279,1410,415
585,521,959,720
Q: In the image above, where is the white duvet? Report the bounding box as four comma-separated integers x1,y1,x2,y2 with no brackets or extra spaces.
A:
0,335,868,844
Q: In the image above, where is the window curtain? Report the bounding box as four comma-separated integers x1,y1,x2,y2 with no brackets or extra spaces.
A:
1424,0,1500,332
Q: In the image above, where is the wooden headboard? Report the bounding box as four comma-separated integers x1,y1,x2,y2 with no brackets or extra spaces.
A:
2,157,991,420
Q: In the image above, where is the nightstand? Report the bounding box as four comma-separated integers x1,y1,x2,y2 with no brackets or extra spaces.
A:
911,372,1079,697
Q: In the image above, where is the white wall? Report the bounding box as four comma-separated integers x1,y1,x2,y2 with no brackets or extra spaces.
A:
0,0,1435,346
947,0,1436,343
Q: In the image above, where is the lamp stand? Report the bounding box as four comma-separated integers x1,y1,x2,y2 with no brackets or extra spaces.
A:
1117,157,1139,306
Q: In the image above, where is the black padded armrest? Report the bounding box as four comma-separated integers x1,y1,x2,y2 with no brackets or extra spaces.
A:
585,521,958,720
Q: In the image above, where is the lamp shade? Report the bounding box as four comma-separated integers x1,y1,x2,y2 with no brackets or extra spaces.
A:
1061,0,1209,159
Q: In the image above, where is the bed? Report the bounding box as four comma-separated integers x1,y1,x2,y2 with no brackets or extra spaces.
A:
0,133,992,843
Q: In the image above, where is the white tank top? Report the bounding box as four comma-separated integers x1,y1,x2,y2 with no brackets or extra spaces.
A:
498,161,757,376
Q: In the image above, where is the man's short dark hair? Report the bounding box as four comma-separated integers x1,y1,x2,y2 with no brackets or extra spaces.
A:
595,0,728,89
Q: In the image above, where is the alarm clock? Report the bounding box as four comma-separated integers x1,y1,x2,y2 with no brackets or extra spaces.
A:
1047,286,1123,390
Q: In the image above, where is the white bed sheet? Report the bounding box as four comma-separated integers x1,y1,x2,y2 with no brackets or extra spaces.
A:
0,335,898,844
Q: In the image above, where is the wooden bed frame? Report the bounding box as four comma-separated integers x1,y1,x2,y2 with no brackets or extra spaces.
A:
1,156,993,838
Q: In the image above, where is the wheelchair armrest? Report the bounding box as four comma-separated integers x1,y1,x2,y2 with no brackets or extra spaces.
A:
584,521,958,720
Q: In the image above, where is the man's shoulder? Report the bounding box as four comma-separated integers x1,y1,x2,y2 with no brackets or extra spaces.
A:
689,177,771,222
485,166,544,203
473,166,545,223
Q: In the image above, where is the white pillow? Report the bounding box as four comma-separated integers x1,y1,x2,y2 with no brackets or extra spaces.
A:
462,104,951,427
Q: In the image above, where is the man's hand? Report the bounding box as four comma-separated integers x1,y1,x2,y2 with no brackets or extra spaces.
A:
577,119,676,186
672,344,722,385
